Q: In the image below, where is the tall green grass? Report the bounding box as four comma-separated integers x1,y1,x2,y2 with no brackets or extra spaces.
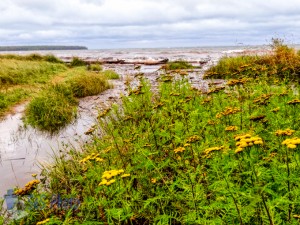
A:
18,72,300,224
25,71,111,132
204,39,300,81
66,72,111,98
24,84,78,133
0,59,67,85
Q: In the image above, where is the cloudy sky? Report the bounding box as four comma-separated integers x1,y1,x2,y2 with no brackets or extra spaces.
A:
0,0,300,49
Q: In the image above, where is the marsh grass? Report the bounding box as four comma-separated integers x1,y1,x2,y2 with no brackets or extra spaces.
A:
163,60,194,70
24,84,78,133
18,67,300,224
66,72,111,98
204,39,300,81
0,57,67,118
102,69,120,79
70,57,86,67
24,69,111,131
87,63,103,72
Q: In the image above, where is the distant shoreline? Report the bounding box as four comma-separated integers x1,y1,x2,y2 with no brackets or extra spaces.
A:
0,45,88,51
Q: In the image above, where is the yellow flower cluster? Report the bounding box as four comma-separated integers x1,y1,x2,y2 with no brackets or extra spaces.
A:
79,153,104,164
288,99,300,105
282,137,300,149
36,218,50,225
201,97,212,104
271,107,280,112
99,169,130,186
186,135,200,143
207,86,225,94
97,108,111,119
15,179,40,196
203,146,224,156
227,78,248,86
174,147,186,153
234,134,263,153
225,126,238,131
153,102,164,109
253,94,272,105
275,128,295,136
216,107,241,118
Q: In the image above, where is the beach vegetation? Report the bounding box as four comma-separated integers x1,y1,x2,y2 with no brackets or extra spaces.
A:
102,69,120,79
66,72,111,98
163,60,194,70
87,63,103,72
70,57,86,67
16,55,300,224
24,84,78,133
204,39,300,81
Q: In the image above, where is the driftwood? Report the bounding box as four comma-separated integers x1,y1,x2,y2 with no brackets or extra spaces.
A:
60,57,210,66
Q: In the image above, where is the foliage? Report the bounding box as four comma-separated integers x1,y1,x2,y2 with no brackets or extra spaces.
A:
24,84,78,133
66,72,111,98
204,39,300,81
19,67,300,224
0,59,67,85
87,63,103,72
70,57,86,67
102,69,120,79
163,60,194,70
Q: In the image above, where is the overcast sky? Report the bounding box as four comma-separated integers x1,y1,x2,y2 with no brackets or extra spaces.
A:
0,0,300,49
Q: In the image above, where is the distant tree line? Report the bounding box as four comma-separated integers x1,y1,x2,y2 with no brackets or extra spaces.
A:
0,46,88,51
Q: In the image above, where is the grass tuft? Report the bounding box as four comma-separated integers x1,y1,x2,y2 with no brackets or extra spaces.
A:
102,69,120,79
24,84,78,133
66,72,111,98
163,60,194,70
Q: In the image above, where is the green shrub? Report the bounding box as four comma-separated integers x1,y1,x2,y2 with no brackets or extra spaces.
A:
25,84,77,132
102,69,120,79
70,57,86,67
67,72,111,97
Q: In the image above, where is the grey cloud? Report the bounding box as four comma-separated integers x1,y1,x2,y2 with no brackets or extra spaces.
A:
0,0,300,48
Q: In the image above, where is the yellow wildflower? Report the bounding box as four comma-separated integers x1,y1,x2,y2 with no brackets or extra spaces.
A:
151,178,157,184
36,218,50,225
99,179,108,186
225,126,238,131
204,146,224,156
121,174,131,178
174,147,186,153
282,137,300,148
275,128,295,136
106,179,116,186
